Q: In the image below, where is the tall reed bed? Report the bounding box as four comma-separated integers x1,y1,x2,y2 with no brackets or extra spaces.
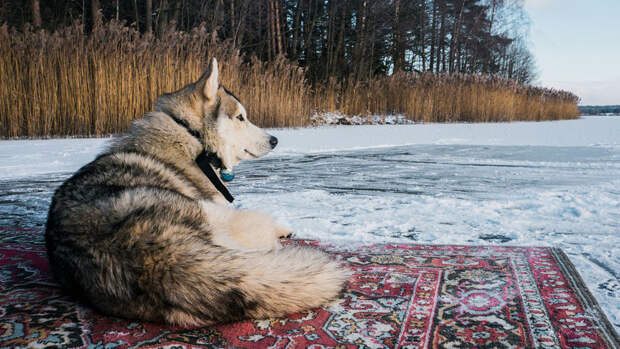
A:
0,22,311,138
317,72,579,123
0,22,579,138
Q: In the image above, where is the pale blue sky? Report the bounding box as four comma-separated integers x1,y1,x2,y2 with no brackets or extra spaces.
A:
524,0,620,105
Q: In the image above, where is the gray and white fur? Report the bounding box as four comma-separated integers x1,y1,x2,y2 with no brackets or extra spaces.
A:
45,58,350,326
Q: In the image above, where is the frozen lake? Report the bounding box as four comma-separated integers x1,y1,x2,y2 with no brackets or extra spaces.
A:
0,116,618,331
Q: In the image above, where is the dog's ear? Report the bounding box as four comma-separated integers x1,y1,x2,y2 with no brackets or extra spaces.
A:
198,57,219,101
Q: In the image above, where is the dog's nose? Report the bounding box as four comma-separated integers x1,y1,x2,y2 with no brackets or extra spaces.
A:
269,136,278,149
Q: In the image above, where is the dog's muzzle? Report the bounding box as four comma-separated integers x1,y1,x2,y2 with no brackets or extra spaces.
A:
269,136,278,149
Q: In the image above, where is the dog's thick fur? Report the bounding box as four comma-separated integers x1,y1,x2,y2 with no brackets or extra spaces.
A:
45,58,349,326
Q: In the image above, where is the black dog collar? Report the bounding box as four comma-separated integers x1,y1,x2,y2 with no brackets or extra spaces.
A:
165,113,234,203
195,151,234,203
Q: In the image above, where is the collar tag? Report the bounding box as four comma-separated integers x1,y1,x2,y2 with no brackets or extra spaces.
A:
220,169,235,182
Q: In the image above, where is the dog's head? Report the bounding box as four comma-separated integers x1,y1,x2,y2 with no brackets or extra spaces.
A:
155,58,277,171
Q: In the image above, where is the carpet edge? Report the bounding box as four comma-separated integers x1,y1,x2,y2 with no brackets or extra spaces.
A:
549,247,620,348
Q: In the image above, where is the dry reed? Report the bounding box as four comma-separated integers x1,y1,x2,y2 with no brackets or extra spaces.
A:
315,72,579,123
0,22,579,139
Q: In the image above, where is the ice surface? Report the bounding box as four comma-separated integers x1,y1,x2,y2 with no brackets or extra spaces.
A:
1,116,618,180
0,138,110,180
271,115,620,155
0,116,618,331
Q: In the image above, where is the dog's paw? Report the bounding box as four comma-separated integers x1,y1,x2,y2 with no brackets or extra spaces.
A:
276,226,293,239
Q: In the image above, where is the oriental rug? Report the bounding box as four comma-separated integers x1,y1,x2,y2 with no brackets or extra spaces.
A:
0,227,618,348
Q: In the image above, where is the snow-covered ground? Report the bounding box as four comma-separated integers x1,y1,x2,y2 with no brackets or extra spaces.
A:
310,111,414,125
0,116,619,331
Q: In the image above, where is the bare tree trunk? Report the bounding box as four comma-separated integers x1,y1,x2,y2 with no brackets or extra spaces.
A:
326,1,336,77
133,0,140,31
266,1,272,60
489,0,497,34
116,0,120,21
304,0,320,67
146,0,153,34
368,29,376,79
392,0,404,72
232,0,249,48
211,0,222,36
333,5,346,75
486,0,498,73
31,0,42,28
230,0,235,41
91,0,102,28
449,0,464,73
291,0,302,59
419,0,427,71
172,0,182,29
258,1,266,59
158,0,169,35
437,2,445,72
269,1,277,58
274,0,283,56
429,0,437,72
354,0,368,79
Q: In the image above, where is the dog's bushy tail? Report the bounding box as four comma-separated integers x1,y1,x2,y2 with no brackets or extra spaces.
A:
159,245,350,326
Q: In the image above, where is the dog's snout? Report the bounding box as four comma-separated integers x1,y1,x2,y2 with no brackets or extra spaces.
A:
269,136,278,149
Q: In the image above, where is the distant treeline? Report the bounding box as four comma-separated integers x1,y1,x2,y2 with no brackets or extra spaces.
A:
4,0,536,83
579,106,620,116
0,22,579,138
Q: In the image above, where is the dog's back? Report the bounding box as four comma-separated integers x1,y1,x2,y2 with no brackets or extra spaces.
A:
45,150,209,322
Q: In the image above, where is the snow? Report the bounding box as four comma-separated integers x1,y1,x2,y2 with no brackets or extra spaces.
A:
0,138,110,180
273,116,619,155
0,116,619,331
1,116,618,180
310,111,414,126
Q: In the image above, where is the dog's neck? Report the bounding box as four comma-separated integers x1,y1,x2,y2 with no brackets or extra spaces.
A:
107,112,234,203
164,112,224,168
154,84,206,135
164,112,234,203
166,112,202,141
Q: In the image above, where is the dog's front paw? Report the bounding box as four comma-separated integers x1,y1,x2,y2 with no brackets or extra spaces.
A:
276,226,293,239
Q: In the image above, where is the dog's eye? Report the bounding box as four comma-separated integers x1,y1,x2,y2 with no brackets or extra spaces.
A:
236,114,244,121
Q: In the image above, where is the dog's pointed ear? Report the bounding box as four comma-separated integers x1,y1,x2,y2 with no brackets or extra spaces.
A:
199,57,219,101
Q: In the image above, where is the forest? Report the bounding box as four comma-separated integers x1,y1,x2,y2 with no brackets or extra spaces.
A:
0,0,579,138
3,0,537,82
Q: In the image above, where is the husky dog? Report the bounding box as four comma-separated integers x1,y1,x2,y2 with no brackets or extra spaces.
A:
45,58,349,326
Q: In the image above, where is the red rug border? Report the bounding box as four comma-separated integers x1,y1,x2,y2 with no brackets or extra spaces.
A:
548,247,620,347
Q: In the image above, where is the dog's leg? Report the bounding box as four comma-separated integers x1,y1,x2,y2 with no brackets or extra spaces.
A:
201,202,291,250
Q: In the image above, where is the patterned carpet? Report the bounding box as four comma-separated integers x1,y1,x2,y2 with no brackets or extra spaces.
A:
1,227,618,348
